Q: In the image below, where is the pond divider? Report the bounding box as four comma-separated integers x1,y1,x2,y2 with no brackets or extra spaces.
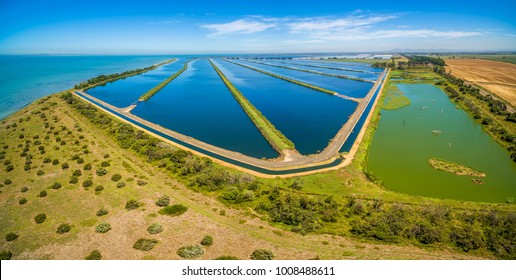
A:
223,59,337,96
138,60,192,102
209,59,295,152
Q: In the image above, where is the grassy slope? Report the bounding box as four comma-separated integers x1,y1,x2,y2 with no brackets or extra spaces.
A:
209,60,294,152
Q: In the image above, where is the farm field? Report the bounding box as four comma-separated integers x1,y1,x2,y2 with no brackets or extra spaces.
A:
445,59,516,107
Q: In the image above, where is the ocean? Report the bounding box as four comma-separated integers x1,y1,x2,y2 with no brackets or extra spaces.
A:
0,55,173,120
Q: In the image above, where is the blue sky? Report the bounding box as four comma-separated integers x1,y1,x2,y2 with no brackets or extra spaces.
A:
0,0,515,54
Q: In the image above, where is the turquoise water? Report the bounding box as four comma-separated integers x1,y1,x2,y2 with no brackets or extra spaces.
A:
86,59,185,108
0,55,173,119
214,58,358,155
131,59,279,159
231,59,373,98
367,83,516,202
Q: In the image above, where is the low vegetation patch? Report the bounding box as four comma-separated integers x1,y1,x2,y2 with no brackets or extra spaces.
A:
85,250,102,260
147,223,164,234
214,255,239,260
428,158,486,177
6,232,19,241
56,223,71,234
0,250,13,260
155,195,170,207
200,235,213,246
96,209,109,216
177,245,204,259
125,200,140,210
133,238,158,251
95,223,111,233
158,204,188,216
250,249,275,260
34,213,46,224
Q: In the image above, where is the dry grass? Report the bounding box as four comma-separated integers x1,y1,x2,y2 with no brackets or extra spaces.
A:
445,59,516,106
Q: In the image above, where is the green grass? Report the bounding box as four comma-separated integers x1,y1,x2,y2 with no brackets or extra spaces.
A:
139,60,190,101
382,84,410,110
210,59,295,151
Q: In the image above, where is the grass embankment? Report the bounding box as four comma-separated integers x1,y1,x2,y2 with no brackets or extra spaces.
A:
223,59,337,96
75,59,176,90
242,59,372,83
428,158,486,177
139,60,190,102
381,84,410,110
209,60,294,152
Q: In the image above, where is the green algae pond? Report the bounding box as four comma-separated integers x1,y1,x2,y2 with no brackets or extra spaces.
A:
367,83,516,203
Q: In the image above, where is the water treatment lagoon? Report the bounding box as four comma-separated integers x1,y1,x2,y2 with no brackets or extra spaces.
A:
367,83,516,203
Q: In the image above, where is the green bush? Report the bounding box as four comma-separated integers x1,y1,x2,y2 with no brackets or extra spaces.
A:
6,232,19,241
38,190,47,197
96,209,109,216
21,186,29,192
95,185,104,192
147,223,164,234
95,223,111,233
214,256,239,260
101,161,110,167
177,245,204,259
133,238,158,251
61,163,69,169
116,182,126,188
0,250,13,260
85,250,102,260
6,165,14,172
34,213,47,224
19,198,27,205
37,170,45,176
72,169,82,176
200,235,213,246
125,200,140,210
155,195,170,207
159,204,188,216
250,249,275,260
111,173,122,182
57,224,71,234
450,224,486,252
69,176,78,184
52,159,59,165
51,182,62,189
96,168,108,176
82,179,93,188
84,163,92,170
4,179,12,185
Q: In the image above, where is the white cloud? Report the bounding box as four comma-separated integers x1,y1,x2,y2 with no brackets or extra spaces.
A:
320,29,481,41
288,15,397,33
201,19,275,37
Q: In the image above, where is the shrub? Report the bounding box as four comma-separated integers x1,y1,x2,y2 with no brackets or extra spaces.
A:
72,169,82,176
214,256,239,260
125,200,140,210
95,223,111,233
6,232,19,241
159,204,188,216
6,165,14,172
0,250,13,260
250,249,275,260
4,179,12,185
52,159,59,165
69,176,78,184
100,161,110,167
38,190,47,197
51,182,62,189
57,224,71,234
116,182,126,188
200,235,213,246
95,185,104,192
82,179,93,188
155,195,170,207
177,245,204,259
61,163,69,169
133,238,158,251
450,224,485,252
19,198,27,205
96,209,109,216
34,213,47,224
37,170,45,176
84,163,92,170
77,158,84,164
85,250,102,260
96,168,108,176
147,223,164,234
21,186,29,192
111,173,122,182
